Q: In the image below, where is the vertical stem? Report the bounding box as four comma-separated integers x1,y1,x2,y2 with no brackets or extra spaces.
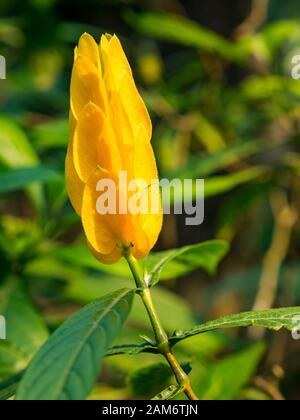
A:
124,250,199,401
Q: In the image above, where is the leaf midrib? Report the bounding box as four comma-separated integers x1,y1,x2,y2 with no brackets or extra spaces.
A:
173,310,300,340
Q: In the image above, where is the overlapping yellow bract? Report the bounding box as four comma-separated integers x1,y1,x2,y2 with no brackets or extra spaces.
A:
66,33,163,263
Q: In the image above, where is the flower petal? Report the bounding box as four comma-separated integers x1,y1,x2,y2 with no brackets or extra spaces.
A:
100,35,152,140
73,102,121,183
100,34,132,89
65,141,85,216
71,56,107,118
88,241,122,264
77,33,101,70
133,126,163,253
118,72,152,141
82,168,119,255
109,90,135,148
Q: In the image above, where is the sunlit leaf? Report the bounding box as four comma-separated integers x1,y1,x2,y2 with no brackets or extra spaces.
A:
194,114,225,154
0,117,38,167
0,117,43,208
32,118,69,151
170,307,300,345
167,140,266,179
145,240,229,286
88,384,128,401
262,20,300,53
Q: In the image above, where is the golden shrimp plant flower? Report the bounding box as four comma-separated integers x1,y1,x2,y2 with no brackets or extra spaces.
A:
66,33,163,263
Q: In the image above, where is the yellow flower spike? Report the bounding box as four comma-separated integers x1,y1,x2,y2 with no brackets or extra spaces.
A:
66,33,163,264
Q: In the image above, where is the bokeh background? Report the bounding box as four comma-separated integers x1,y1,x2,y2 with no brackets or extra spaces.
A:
1,0,300,400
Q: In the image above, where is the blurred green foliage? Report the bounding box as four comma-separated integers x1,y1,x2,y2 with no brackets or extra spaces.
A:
1,0,300,400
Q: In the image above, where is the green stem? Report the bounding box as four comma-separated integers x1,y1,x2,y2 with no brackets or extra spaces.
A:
123,249,199,401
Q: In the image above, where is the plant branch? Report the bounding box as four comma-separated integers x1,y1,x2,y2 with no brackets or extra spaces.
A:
234,0,270,38
123,249,199,400
251,191,297,339
253,191,297,313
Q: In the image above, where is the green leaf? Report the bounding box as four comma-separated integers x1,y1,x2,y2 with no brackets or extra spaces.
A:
0,281,48,379
193,343,265,400
204,167,268,199
168,166,267,205
0,372,23,400
0,117,44,208
52,244,131,278
152,385,184,401
262,20,300,53
174,333,228,359
54,240,229,284
145,240,229,286
107,334,227,358
129,363,172,398
31,118,69,151
64,273,227,359
66,274,197,332
167,140,266,179
16,289,134,400
170,307,300,345
0,166,61,194
107,343,159,356
125,11,235,60
0,117,38,168
193,114,225,153
233,34,271,64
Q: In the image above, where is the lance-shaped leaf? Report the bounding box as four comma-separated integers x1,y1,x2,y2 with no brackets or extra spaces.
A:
0,372,23,400
170,307,300,345
145,240,229,286
0,166,61,194
0,281,48,380
125,11,235,60
16,289,134,400
193,343,266,400
166,140,265,180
